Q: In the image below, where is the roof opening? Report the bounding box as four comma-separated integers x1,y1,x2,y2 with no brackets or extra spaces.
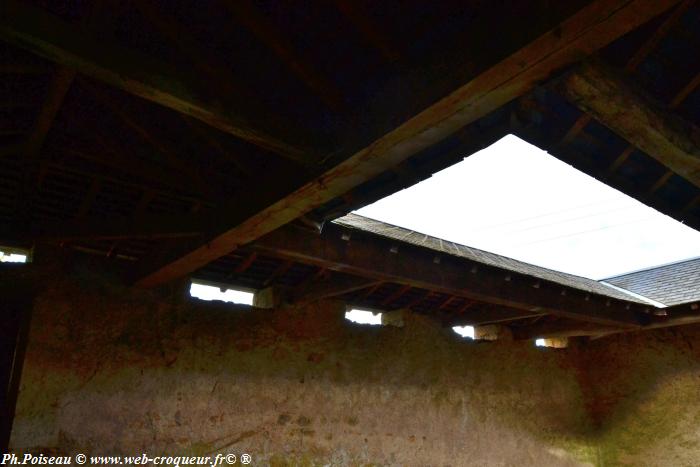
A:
189,280,254,306
355,134,700,279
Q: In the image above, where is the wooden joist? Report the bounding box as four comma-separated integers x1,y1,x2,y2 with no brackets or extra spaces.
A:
134,0,679,287
0,0,318,165
559,62,700,188
249,222,646,328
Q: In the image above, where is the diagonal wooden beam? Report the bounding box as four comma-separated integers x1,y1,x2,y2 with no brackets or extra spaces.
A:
249,222,646,327
559,61,700,187
222,0,345,113
291,274,381,305
555,0,693,146
134,0,679,287
0,0,318,165
25,66,75,159
670,70,700,109
80,81,221,199
16,66,75,221
450,308,546,327
334,0,401,63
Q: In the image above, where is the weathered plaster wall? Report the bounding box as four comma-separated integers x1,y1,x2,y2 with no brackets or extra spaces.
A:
8,267,596,466
573,325,700,466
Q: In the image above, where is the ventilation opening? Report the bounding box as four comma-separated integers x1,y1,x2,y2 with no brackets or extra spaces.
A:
345,308,383,325
0,246,29,263
452,325,475,339
189,280,254,306
535,337,568,349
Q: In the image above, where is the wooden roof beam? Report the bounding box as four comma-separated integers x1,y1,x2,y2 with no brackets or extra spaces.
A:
555,0,692,146
559,61,700,188
134,0,679,287
0,0,317,165
513,301,700,339
249,222,646,328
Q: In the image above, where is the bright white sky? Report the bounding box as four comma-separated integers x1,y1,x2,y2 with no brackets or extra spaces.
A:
355,134,700,280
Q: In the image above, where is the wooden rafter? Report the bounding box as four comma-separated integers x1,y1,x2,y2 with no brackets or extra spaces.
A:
134,1,252,103
381,284,412,306
0,0,318,165
263,260,293,287
334,0,401,63
135,0,678,287
559,62,700,188
80,82,222,199
513,300,700,339
670,70,700,109
450,308,546,327
556,0,692,146
249,223,646,327
25,66,75,159
222,0,345,113
16,66,75,221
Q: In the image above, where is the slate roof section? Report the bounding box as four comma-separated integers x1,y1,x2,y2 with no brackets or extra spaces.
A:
333,213,647,304
603,257,700,306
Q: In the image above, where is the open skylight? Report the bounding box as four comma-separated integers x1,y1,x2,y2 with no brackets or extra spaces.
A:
355,135,700,279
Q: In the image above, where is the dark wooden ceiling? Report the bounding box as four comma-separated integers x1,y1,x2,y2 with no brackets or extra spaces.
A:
1,0,698,339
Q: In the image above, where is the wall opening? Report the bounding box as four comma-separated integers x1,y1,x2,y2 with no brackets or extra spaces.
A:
345,308,383,325
452,325,476,339
0,246,29,263
535,337,569,349
189,280,254,306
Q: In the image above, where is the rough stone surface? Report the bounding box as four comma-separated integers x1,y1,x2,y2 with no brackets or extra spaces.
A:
572,326,700,466
9,268,596,466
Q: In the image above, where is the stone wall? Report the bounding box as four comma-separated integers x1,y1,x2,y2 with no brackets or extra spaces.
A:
8,266,596,466
573,326,700,466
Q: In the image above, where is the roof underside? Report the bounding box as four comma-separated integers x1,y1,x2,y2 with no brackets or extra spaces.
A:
1,0,699,339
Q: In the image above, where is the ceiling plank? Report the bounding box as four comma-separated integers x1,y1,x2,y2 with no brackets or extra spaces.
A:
559,62,700,188
249,222,646,328
0,0,317,165
134,0,678,287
